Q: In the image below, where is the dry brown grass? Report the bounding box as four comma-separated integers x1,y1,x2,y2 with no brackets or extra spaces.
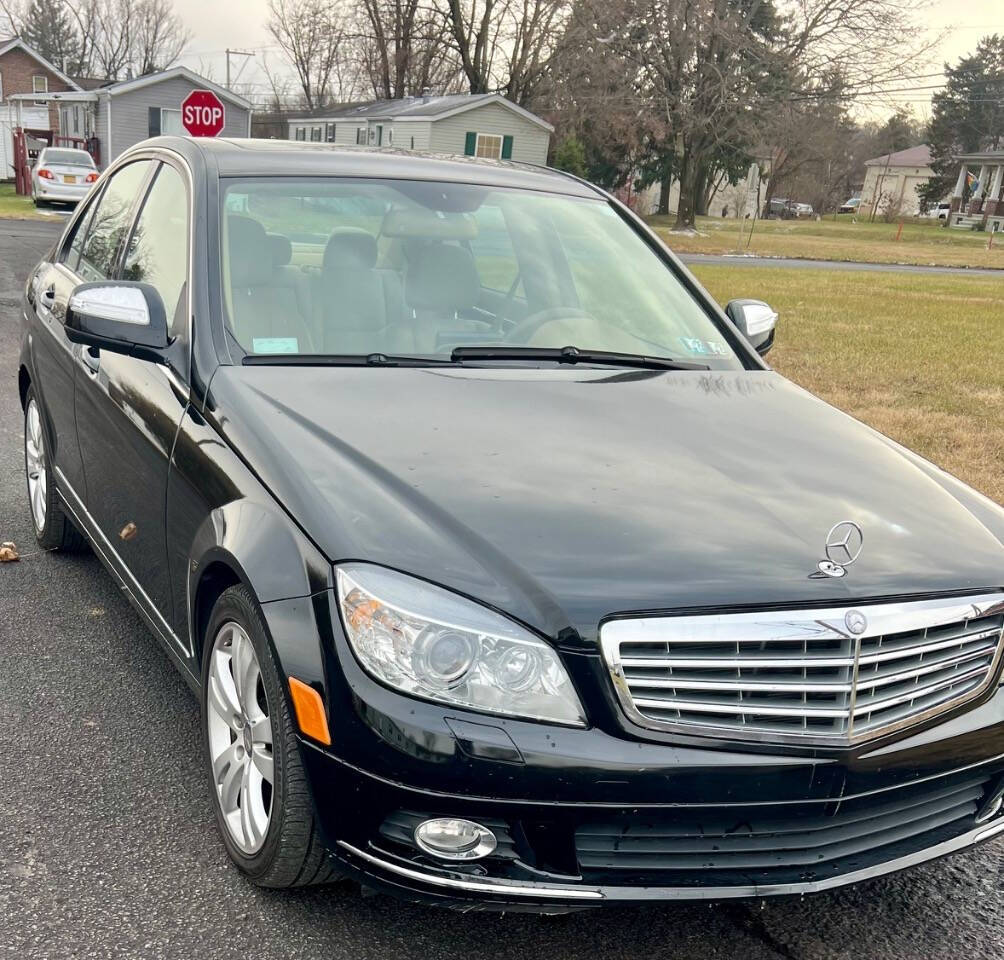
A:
652,214,1004,270
693,264,1004,505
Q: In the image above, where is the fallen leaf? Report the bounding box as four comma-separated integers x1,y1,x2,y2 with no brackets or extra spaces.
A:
119,523,137,541
0,542,19,563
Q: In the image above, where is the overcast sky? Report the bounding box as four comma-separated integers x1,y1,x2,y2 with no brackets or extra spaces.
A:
171,0,1002,117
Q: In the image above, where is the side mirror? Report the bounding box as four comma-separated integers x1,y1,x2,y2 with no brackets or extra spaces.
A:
726,298,777,356
65,281,169,362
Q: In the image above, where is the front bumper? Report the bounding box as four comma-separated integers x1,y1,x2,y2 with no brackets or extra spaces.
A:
300,739,1004,910
263,592,1004,909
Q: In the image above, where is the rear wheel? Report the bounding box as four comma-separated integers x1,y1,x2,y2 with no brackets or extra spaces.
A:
201,584,338,887
23,387,86,551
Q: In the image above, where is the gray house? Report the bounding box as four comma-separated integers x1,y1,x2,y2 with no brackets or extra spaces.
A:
14,66,251,168
286,93,552,165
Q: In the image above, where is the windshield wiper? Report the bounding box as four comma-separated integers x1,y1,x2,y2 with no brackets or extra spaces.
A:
242,353,456,367
450,345,710,371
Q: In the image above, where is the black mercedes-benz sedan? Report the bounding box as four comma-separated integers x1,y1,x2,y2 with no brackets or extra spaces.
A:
17,136,1004,910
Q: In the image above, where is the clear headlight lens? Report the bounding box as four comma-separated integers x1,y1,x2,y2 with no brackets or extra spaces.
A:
335,564,585,726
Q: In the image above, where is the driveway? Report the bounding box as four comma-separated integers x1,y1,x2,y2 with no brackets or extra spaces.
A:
2,218,1004,959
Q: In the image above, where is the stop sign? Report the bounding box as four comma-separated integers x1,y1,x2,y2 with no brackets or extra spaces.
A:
181,89,226,137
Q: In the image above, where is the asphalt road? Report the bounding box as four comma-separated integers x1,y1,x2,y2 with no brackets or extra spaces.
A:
678,252,1004,276
2,218,1004,960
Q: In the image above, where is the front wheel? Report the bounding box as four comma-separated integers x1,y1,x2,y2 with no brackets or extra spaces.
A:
201,584,338,887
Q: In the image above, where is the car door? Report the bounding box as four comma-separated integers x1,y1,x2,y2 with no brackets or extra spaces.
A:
25,184,108,502
72,157,191,631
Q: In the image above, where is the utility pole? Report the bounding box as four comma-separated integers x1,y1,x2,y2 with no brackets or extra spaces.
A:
225,49,255,90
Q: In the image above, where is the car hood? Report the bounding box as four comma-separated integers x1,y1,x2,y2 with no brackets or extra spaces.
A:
208,367,1004,641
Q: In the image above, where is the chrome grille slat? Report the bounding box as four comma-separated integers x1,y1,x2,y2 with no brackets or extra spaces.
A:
601,594,1004,745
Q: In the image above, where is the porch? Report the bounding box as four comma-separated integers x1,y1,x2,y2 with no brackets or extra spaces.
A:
950,151,1004,232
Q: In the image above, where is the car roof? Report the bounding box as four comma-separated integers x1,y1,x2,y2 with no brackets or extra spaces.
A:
135,136,602,199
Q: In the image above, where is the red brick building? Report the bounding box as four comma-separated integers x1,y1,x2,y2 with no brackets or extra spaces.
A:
1,36,81,176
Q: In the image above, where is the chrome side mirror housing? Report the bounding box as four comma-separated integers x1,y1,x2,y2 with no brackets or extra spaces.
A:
65,281,169,362
725,299,777,356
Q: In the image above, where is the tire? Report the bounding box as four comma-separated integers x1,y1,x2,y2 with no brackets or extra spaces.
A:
23,386,87,552
201,584,339,887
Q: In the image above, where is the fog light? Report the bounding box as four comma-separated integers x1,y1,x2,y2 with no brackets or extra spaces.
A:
414,818,497,861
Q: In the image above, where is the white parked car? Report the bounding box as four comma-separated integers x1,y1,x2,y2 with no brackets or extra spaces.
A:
31,147,99,206
920,202,952,220
794,202,814,218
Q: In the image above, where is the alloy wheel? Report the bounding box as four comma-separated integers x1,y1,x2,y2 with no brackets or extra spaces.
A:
25,398,47,533
206,622,275,855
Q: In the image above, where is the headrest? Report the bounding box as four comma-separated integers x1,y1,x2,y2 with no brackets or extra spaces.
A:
382,208,478,240
405,243,480,313
323,228,378,272
227,216,274,287
267,233,292,267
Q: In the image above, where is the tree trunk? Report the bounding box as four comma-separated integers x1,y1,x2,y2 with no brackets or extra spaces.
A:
673,151,698,230
657,176,672,215
694,165,709,217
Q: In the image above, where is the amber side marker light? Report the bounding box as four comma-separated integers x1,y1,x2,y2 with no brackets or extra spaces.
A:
288,677,332,746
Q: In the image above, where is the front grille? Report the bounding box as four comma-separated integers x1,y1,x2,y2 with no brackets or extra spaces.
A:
601,594,1004,744
575,769,994,884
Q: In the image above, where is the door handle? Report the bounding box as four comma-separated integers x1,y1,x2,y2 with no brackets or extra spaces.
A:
80,346,100,375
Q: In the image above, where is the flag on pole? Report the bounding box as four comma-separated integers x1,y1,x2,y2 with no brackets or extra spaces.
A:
966,171,980,192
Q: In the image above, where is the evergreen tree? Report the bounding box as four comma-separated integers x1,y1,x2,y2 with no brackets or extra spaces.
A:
20,0,82,75
921,35,1004,207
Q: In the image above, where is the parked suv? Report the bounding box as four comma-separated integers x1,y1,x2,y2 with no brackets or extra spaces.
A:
19,137,1004,910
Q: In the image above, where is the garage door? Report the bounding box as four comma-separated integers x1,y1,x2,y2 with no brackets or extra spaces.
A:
0,106,50,180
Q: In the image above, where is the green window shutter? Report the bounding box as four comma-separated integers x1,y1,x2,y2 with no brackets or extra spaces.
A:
148,107,161,137
501,135,513,159
464,131,477,156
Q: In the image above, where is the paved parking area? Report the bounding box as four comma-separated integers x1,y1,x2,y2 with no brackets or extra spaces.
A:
2,219,1004,959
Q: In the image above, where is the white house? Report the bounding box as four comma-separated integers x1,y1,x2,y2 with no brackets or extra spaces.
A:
285,93,553,165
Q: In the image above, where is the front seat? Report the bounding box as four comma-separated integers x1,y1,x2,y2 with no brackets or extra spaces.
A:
227,216,314,352
404,243,482,352
313,228,406,353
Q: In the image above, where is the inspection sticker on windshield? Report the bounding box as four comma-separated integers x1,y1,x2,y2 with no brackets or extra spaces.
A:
252,337,299,354
679,337,727,357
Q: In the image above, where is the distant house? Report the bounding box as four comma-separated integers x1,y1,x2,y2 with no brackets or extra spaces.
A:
949,150,1004,232
283,93,553,165
860,145,934,218
7,65,252,169
0,36,81,177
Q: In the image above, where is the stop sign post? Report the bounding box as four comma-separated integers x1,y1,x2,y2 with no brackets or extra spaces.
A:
181,89,226,137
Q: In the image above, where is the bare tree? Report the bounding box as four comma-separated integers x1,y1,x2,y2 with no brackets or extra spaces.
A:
350,0,462,99
133,0,190,75
437,0,567,104
61,0,188,79
267,0,355,109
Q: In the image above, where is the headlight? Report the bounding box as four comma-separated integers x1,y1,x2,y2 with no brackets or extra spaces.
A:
335,564,585,726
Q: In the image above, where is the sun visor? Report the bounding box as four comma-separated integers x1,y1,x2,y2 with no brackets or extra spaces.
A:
381,208,478,240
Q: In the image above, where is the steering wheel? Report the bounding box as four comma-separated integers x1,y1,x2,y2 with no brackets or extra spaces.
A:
505,307,598,344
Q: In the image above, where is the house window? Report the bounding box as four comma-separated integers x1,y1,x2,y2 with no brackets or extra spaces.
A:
325,123,335,142
161,108,184,135
33,74,48,106
387,128,393,145
356,128,365,145
475,134,503,159
311,126,322,142
295,126,306,141
376,125,383,146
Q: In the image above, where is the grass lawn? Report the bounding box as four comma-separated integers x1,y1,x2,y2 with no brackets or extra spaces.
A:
0,183,61,220
652,214,1004,271
692,264,1004,506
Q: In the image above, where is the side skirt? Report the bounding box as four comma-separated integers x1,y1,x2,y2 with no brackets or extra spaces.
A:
54,466,200,696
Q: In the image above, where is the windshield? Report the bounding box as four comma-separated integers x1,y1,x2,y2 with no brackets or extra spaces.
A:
42,149,94,167
219,177,743,369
